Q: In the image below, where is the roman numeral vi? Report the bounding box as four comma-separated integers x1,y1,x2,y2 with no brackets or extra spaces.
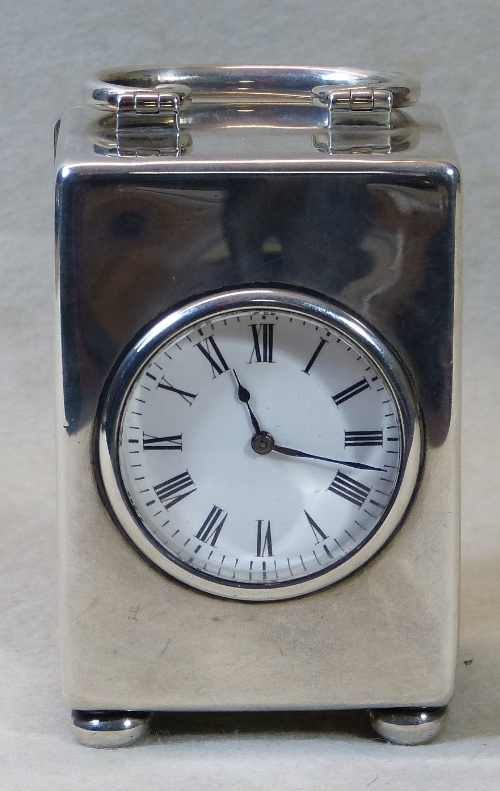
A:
256,520,273,556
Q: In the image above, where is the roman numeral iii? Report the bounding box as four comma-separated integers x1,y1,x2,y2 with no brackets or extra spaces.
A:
249,323,274,363
195,336,230,377
195,505,228,547
344,430,383,447
332,378,370,406
143,433,182,451
154,470,196,510
328,471,370,508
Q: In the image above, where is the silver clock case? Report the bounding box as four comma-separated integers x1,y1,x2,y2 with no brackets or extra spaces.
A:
56,89,460,712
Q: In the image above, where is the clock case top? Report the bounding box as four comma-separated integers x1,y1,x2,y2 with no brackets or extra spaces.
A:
55,82,461,712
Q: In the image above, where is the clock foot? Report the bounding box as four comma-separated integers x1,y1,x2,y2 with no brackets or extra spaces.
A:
71,710,151,748
368,706,447,745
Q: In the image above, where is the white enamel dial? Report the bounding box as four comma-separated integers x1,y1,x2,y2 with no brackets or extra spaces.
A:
99,289,421,600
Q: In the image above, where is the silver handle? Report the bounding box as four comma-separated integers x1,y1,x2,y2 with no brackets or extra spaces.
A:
86,66,420,112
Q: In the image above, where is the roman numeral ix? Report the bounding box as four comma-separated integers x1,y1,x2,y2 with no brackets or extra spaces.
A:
143,433,182,451
195,336,229,377
154,470,196,510
249,323,274,363
332,378,370,406
344,430,383,447
195,505,228,547
256,520,273,557
328,471,370,508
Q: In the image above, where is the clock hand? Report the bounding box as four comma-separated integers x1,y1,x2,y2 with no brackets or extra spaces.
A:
267,437,386,471
232,369,263,435
231,372,384,471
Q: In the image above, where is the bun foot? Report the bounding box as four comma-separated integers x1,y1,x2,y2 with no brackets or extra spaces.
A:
71,710,151,748
368,706,447,745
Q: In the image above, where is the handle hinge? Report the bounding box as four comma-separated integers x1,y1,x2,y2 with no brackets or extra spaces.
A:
312,87,393,127
114,87,191,131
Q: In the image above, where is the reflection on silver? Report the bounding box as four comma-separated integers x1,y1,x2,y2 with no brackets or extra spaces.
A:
71,710,151,748
92,104,420,158
369,707,447,745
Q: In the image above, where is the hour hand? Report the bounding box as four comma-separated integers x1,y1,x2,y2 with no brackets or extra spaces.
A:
232,369,262,435
271,442,386,472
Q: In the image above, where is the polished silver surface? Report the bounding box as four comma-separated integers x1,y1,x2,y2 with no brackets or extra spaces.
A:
71,710,151,748
87,66,420,109
369,707,447,746
91,103,419,158
97,288,422,601
56,68,460,715
56,92,452,171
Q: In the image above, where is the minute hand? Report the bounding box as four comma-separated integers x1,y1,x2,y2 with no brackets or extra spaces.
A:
271,444,385,472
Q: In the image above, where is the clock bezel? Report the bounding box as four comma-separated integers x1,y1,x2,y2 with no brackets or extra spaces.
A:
96,287,423,601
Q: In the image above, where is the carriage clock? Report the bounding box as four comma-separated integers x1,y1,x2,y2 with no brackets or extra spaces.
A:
55,67,461,747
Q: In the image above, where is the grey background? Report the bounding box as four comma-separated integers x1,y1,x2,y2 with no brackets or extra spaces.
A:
1,0,499,788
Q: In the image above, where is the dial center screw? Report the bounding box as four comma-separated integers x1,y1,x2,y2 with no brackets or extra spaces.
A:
251,431,275,456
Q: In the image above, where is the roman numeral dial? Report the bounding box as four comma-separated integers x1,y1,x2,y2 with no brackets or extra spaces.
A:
112,298,412,599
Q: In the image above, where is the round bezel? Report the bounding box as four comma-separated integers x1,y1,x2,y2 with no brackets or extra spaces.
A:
97,287,423,601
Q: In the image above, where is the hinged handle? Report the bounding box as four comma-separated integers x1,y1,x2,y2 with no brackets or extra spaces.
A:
87,66,419,113
87,67,419,157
